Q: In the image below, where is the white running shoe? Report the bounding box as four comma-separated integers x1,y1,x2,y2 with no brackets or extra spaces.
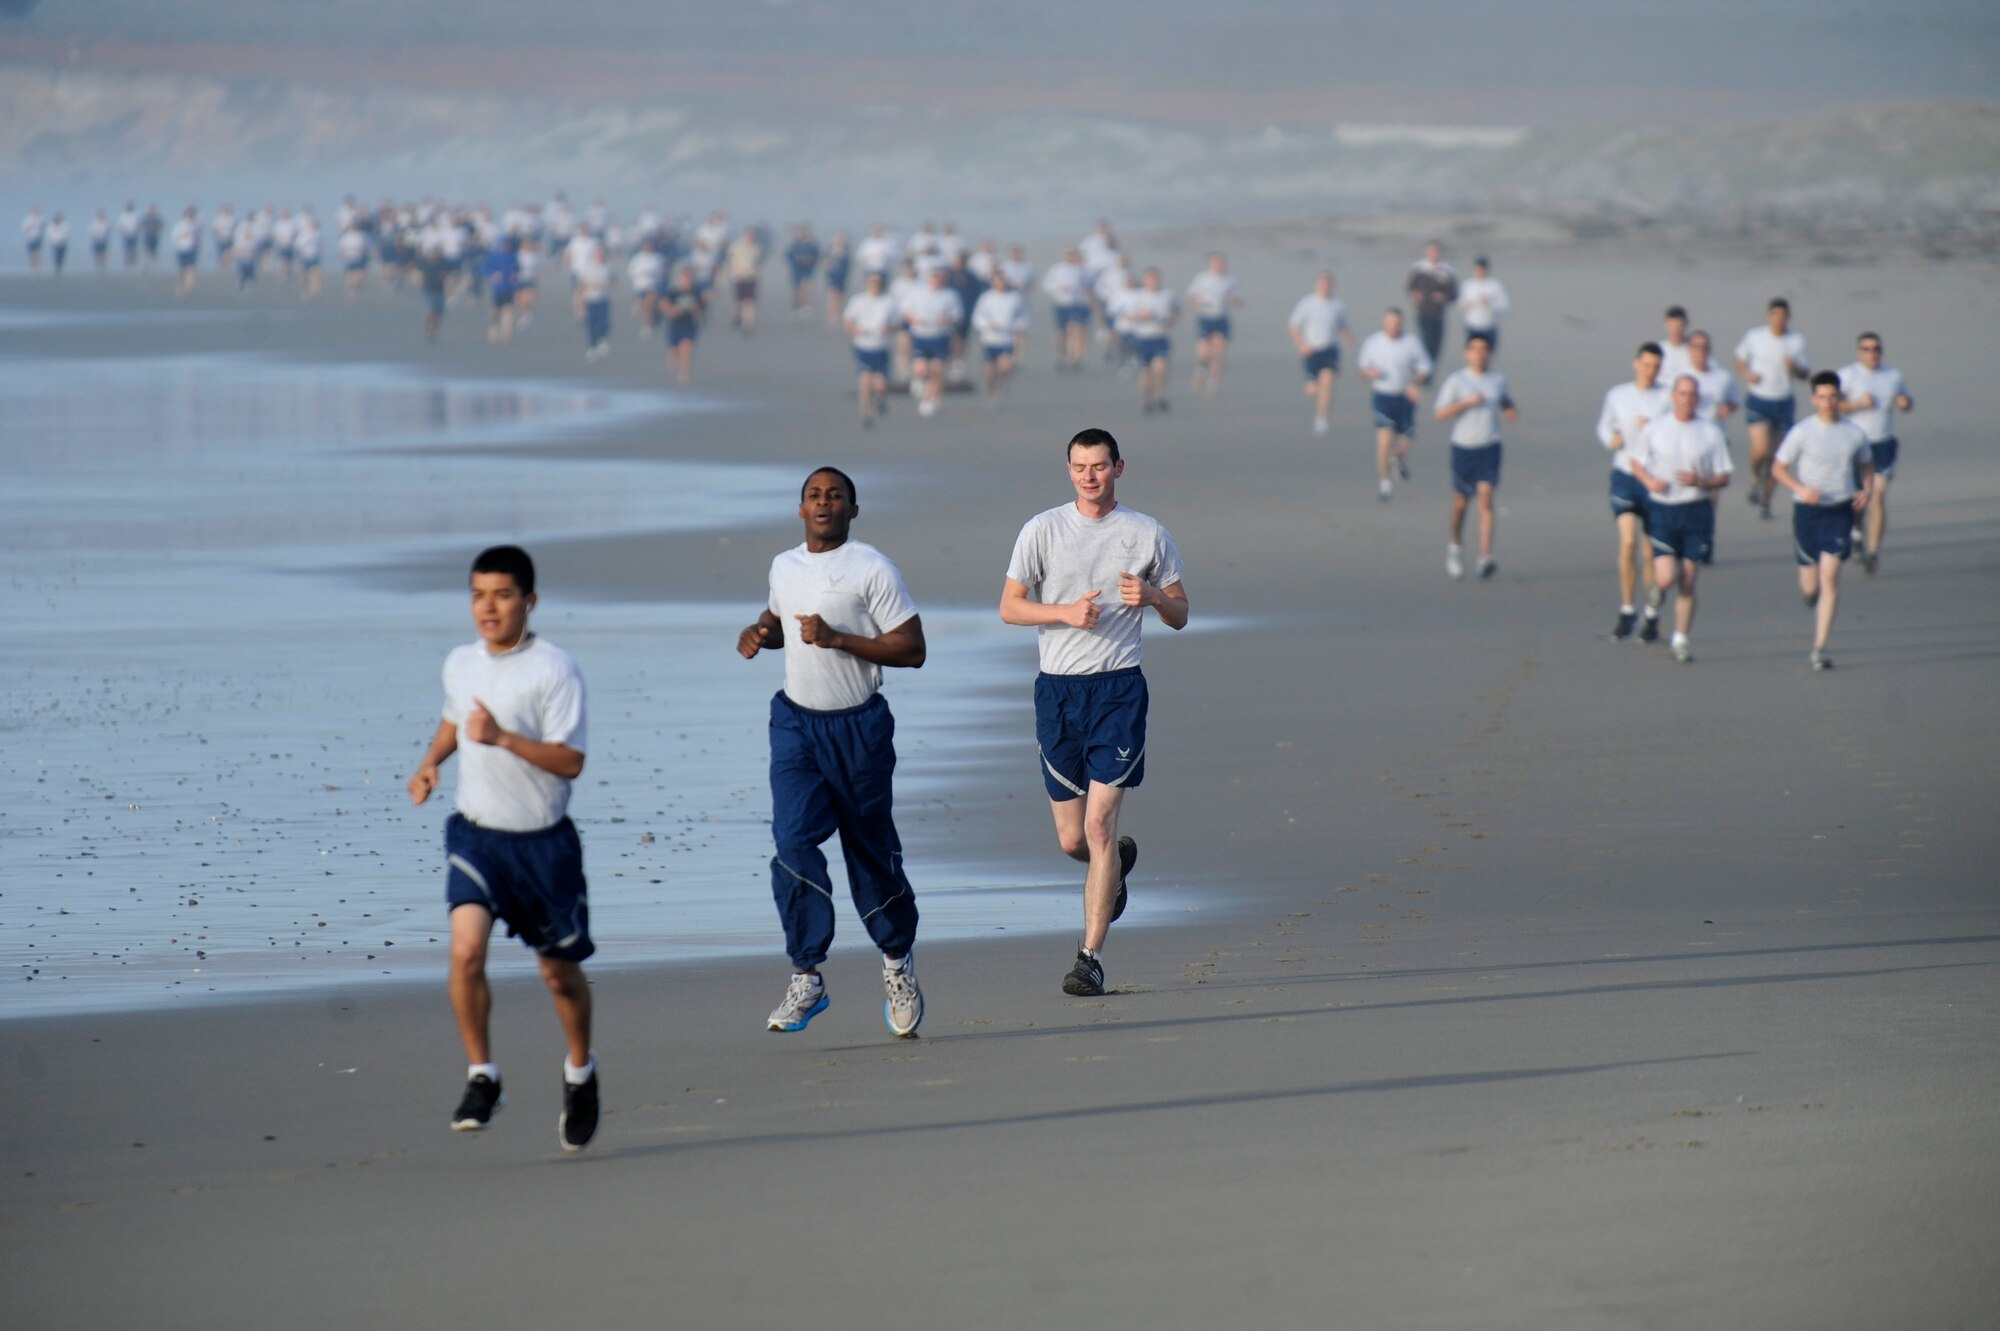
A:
1312,416,1329,436
1378,478,1393,502
767,973,828,1032
1671,634,1693,664
883,954,924,1038
917,399,937,418
1446,545,1465,579
1476,554,1497,580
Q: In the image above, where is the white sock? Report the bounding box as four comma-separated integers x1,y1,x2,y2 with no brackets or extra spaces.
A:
1672,632,1690,647
883,952,911,973
1620,604,1634,614
563,1054,596,1086
468,1062,499,1082
1643,605,1659,619
1082,945,1102,961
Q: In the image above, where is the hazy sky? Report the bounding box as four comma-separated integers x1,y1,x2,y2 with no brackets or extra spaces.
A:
6,0,1997,127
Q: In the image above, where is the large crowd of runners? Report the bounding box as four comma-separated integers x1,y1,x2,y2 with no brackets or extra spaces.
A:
15,192,1920,1151
19,194,1914,672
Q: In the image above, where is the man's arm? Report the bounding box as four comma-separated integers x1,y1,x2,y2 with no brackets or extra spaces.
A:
1771,457,1817,505
1119,574,1189,631
462,698,585,780
738,608,784,658
1434,389,1480,422
1629,453,1668,495
1001,577,1102,629
408,718,458,805
793,612,926,668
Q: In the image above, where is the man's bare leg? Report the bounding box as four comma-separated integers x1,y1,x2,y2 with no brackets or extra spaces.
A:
1748,421,1775,511
1476,482,1497,558
1615,511,1644,608
1049,783,1125,952
539,956,593,1069
449,904,496,1064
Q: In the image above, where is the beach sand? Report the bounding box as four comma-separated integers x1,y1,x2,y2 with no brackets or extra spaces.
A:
3,231,1998,1328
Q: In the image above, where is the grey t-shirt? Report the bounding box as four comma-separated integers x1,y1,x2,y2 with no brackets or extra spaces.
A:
1006,502,1184,676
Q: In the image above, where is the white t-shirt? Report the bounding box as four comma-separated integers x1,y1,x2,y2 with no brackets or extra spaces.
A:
22,212,44,241
1436,368,1512,447
1358,331,1433,394
1837,362,1909,442
338,229,366,263
1630,415,1733,505
627,250,665,292
1457,276,1510,331
1288,294,1348,351
1660,340,1694,384
172,218,199,255
1597,381,1671,477
1001,257,1033,291
575,258,611,301
1776,417,1870,505
1186,271,1241,319
899,286,963,338
1079,232,1117,277
1006,502,1184,676
1042,261,1089,307
766,540,918,712
1735,326,1809,401
119,208,141,238
1093,266,1131,309
295,224,320,261
856,233,899,275
844,292,899,350
443,636,587,832
47,219,69,246
89,216,110,244
971,289,1028,347
1120,289,1178,338
1681,364,1739,423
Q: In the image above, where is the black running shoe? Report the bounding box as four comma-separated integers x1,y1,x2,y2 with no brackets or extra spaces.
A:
1638,614,1660,644
1062,947,1105,997
1612,610,1636,641
1397,455,1410,481
560,1070,600,1153
1111,835,1137,923
451,1074,504,1131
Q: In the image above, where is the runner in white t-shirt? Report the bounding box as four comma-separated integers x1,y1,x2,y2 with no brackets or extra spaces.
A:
1597,342,1671,641
844,270,899,426
1287,271,1351,442
1186,252,1244,395
1456,255,1510,352
1357,307,1435,497
899,267,964,419
1001,428,1188,998
1042,247,1093,370
21,206,44,274
1837,331,1913,574
171,207,200,296
970,269,1029,405
1433,334,1517,580
407,545,599,1151
1125,269,1180,415
1735,297,1811,519
1774,372,1874,669
1659,305,1694,384
738,467,927,1038
1683,331,1739,427
1627,377,1734,664
88,210,111,274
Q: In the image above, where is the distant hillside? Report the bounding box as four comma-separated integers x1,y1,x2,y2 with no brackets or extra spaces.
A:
2,65,1994,246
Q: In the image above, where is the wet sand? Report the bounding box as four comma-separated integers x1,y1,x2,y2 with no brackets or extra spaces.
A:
3,233,1998,1328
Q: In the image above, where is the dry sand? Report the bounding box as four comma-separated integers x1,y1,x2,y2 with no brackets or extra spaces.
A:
3,230,1998,1329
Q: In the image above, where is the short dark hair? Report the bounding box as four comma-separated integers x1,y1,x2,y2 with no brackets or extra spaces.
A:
1638,341,1664,359
1811,370,1841,391
1768,297,1790,313
801,466,857,504
1466,332,1492,348
1067,427,1120,463
1664,305,1688,321
1857,331,1882,347
471,545,535,597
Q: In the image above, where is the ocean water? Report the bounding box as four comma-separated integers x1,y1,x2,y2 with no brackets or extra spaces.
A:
0,349,1106,1016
